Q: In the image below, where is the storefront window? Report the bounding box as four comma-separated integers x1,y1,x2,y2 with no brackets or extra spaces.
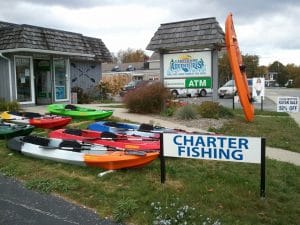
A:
15,56,34,103
54,59,68,100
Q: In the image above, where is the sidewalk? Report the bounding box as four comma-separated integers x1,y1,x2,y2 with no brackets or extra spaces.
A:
25,103,300,166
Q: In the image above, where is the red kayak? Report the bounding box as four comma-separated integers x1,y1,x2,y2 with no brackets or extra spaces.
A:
0,111,72,129
29,116,72,129
48,129,160,151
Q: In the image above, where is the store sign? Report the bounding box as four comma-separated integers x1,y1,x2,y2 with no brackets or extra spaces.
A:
277,96,299,112
163,51,212,78
163,133,262,164
164,77,211,89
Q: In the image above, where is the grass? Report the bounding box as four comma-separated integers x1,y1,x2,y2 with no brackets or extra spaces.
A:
210,109,300,153
0,110,299,224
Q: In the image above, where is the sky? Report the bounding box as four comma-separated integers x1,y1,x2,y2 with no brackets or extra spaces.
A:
0,0,299,66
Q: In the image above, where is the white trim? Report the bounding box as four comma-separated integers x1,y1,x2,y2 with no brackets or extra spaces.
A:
0,48,94,58
14,55,35,104
0,53,13,101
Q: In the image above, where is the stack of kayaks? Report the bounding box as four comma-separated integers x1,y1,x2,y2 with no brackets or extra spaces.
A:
0,111,71,129
6,135,159,170
0,121,34,139
48,128,160,151
47,104,113,120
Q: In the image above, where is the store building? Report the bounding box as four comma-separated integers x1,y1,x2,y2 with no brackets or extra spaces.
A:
0,21,111,106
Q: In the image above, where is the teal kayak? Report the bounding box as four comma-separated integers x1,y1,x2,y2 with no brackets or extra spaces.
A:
47,104,113,120
0,122,34,139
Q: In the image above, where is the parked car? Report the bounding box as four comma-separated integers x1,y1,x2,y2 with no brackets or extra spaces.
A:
119,80,156,97
218,79,253,98
111,65,121,72
126,65,135,71
170,88,212,98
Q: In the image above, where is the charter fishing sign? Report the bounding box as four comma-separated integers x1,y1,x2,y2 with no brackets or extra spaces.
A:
163,51,212,78
163,133,262,163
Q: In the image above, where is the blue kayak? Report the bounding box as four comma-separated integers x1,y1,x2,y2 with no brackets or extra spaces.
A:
87,121,171,138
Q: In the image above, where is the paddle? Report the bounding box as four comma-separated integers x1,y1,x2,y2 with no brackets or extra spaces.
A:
40,145,147,156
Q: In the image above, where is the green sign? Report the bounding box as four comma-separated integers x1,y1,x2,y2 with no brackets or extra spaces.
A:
185,77,212,88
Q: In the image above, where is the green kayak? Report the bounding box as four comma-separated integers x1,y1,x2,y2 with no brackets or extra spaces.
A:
47,104,113,120
0,122,34,139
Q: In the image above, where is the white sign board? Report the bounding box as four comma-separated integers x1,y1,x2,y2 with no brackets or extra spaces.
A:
277,96,299,112
252,77,265,103
163,133,262,164
164,79,185,88
163,51,212,78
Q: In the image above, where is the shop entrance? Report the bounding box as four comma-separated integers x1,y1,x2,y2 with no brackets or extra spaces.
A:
34,59,52,105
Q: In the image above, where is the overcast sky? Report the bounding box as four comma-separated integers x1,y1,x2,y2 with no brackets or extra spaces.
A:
0,0,299,66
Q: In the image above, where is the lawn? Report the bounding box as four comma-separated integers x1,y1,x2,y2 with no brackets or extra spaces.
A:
0,110,299,224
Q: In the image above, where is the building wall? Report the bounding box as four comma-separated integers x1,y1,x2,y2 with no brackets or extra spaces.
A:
0,57,11,101
70,61,101,93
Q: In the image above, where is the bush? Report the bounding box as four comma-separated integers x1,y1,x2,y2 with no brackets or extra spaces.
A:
71,87,92,104
174,104,198,120
123,82,170,114
197,101,233,119
0,98,20,111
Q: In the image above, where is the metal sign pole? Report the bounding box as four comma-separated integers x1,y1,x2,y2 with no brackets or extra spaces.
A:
160,133,166,183
260,138,266,198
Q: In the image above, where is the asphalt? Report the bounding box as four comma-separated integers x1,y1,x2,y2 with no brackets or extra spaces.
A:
1,98,299,224
0,174,118,225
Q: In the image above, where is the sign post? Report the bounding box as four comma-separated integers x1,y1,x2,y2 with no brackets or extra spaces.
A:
160,133,266,197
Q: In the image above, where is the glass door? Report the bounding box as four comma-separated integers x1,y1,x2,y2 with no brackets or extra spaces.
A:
54,59,69,101
34,59,52,105
15,56,35,104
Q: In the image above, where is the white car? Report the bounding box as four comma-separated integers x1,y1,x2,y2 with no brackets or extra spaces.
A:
170,88,212,98
218,79,253,98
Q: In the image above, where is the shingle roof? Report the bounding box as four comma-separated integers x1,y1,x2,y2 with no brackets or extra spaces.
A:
0,21,112,62
146,17,225,52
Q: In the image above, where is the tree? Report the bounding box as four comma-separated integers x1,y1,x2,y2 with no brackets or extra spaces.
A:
117,48,149,63
268,61,288,87
218,52,232,85
242,54,260,78
218,52,261,86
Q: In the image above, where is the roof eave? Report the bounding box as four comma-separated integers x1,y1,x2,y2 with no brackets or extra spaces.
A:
0,48,95,58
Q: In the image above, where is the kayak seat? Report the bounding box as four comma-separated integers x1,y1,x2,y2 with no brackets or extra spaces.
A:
59,140,82,152
100,131,117,139
23,112,42,118
138,123,154,132
103,121,119,127
22,135,50,146
65,104,77,110
64,129,83,136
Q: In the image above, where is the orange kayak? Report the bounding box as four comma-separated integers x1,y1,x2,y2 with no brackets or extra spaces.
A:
225,13,254,122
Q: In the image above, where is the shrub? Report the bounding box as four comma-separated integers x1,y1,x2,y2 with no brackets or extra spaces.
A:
0,98,20,111
174,104,198,120
123,82,170,114
197,101,233,119
71,87,92,104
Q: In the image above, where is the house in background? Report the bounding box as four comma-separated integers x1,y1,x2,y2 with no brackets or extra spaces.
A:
0,21,111,106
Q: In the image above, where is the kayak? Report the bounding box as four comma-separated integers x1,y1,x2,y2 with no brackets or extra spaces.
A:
47,104,113,120
0,122,34,139
225,13,254,122
6,136,159,170
0,111,72,129
87,121,167,138
48,129,160,151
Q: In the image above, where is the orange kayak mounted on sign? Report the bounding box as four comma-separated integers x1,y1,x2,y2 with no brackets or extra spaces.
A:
225,13,254,122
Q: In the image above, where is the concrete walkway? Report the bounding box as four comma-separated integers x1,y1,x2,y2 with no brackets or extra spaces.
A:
24,103,300,166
